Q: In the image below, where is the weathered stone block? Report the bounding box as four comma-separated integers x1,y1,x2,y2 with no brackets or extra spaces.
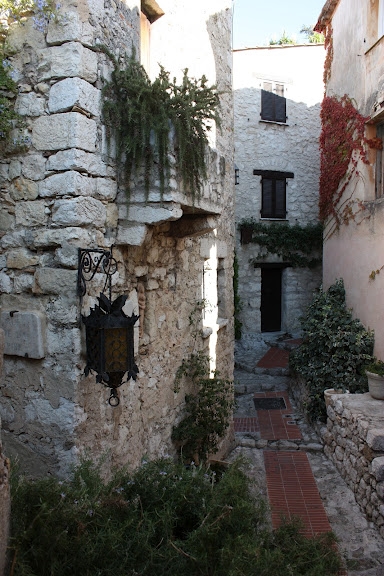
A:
32,227,92,248
0,272,12,294
372,457,384,482
10,178,39,201
21,155,46,181
52,197,106,227
15,93,45,116
7,249,39,269
46,149,109,177
94,178,117,201
9,160,21,180
123,203,183,224
39,171,93,198
32,113,97,152
37,42,97,83
367,429,384,451
49,78,101,116
47,11,94,45
15,201,47,227
33,268,77,296
116,223,148,246
0,310,46,359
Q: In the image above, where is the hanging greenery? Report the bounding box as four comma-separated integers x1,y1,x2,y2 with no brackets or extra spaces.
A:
238,220,323,268
102,52,221,201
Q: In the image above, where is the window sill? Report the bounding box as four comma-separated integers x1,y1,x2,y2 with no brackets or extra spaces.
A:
259,119,289,126
260,217,288,221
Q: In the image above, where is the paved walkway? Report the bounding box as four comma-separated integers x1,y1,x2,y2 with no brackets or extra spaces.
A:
231,335,384,576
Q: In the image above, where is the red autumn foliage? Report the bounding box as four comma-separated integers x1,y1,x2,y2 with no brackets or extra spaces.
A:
319,95,370,222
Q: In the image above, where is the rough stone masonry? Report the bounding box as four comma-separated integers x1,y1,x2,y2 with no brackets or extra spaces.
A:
0,0,235,476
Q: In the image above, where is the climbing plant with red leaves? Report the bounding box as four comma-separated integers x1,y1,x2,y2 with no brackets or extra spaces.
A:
319,95,371,223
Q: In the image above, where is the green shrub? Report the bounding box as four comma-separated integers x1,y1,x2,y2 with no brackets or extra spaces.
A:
172,351,234,463
8,457,342,576
290,279,374,421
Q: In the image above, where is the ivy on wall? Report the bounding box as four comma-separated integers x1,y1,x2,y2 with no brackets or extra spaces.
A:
319,95,381,223
102,53,221,201
238,220,323,268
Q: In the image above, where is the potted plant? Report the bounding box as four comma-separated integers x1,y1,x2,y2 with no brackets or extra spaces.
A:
365,359,384,400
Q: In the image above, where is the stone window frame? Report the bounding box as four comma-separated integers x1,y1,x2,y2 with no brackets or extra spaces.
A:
140,0,164,73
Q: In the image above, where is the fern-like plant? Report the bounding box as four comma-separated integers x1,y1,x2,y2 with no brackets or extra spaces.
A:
102,54,220,201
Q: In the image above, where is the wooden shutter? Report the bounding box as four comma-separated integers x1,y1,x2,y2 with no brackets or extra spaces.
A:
261,179,273,217
261,89,275,121
275,179,286,217
274,89,286,123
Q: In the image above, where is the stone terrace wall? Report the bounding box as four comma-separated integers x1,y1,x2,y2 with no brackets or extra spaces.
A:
0,0,234,475
323,392,384,537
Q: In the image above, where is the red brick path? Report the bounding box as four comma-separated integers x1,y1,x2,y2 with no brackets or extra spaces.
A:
264,451,332,537
256,347,290,368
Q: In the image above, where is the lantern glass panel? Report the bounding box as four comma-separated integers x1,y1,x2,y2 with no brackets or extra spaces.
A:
104,327,128,372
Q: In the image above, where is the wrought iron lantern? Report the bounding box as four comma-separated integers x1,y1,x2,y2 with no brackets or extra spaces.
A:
78,249,139,406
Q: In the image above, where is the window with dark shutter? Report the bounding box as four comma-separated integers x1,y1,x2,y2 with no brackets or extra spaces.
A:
261,81,287,123
261,178,286,218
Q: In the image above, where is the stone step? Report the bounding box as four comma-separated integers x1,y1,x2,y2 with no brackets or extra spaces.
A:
234,372,290,393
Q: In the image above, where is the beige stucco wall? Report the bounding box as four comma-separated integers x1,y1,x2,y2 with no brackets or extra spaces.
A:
322,0,384,359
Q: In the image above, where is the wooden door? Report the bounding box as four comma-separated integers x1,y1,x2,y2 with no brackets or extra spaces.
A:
261,268,282,332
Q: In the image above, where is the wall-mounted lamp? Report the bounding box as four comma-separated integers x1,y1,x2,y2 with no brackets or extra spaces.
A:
78,249,139,407
234,164,240,185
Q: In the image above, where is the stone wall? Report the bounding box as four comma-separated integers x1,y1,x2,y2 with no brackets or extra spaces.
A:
0,329,10,576
233,45,324,337
323,392,384,537
0,0,234,476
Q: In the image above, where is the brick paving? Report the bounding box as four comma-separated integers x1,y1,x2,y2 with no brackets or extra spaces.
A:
264,450,332,537
234,338,384,574
254,391,302,441
256,346,290,368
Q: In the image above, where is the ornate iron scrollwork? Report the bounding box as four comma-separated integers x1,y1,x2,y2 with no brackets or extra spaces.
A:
77,248,118,302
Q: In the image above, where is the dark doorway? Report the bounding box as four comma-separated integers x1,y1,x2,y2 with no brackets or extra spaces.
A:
261,268,282,332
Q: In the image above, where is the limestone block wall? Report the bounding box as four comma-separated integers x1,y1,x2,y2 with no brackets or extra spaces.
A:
233,45,324,336
323,392,384,537
0,0,234,475
0,329,10,576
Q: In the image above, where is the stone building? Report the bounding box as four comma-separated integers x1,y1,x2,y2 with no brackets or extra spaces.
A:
0,0,234,476
316,0,384,359
233,44,324,338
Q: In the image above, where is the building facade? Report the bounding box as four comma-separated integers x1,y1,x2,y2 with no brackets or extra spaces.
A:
233,44,324,338
0,0,234,476
316,0,384,359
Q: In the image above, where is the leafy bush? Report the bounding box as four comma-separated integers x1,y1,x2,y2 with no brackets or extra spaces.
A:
8,457,342,576
172,351,234,463
290,279,374,421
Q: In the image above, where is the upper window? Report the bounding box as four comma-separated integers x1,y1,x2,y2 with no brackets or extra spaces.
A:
140,0,164,73
261,81,286,123
254,169,294,219
376,123,384,198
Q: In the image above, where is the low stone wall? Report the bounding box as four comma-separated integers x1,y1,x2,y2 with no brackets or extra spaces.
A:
323,392,384,538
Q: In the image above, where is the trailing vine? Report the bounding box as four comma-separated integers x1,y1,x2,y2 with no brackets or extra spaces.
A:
323,24,333,86
318,95,381,223
238,220,323,268
102,53,220,201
